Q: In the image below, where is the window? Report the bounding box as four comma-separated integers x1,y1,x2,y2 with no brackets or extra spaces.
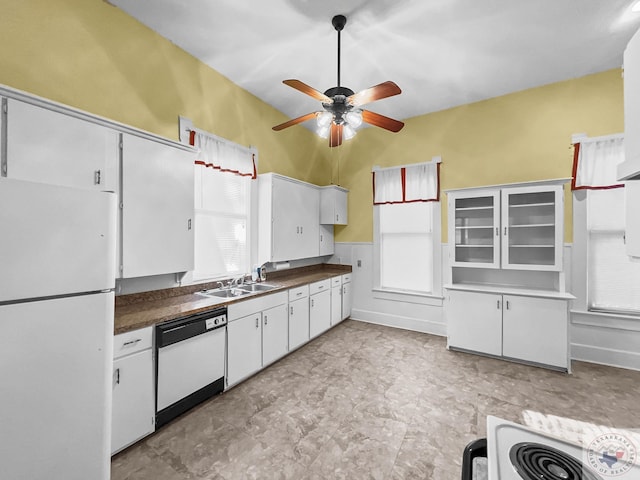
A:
189,131,256,282
378,202,436,293
373,159,441,295
572,134,640,315
587,188,640,314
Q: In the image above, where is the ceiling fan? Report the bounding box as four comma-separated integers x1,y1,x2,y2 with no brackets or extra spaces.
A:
272,14,404,147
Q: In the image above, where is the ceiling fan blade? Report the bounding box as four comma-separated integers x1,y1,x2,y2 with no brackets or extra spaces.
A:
283,80,332,103
348,81,402,107
272,112,319,131
329,123,343,147
362,110,405,133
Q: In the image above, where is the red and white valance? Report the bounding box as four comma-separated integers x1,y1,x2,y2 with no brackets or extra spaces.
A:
571,134,624,190
372,157,441,204
190,130,256,178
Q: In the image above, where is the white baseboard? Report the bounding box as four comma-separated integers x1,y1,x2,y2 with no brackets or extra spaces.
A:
351,308,446,337
571,343,640,372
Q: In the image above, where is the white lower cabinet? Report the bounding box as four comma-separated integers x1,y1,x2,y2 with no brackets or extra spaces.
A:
289,285,310,350
111,327,155,455
446,290,502,356
446,289,569,370
227,312,262,387
262,303,289,366
331,276,342,325
309,280,331,338
501,295,568,368
341,274,352,321
227,291,288,387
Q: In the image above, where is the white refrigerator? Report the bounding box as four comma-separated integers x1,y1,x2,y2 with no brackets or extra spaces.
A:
0,178,116,480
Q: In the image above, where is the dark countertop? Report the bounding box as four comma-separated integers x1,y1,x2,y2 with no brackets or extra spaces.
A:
114,264,352,334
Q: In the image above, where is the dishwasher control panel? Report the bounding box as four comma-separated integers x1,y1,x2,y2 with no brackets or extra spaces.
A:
205,314,227,330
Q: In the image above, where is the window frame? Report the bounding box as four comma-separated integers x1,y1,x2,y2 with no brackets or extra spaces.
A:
373,200,443,303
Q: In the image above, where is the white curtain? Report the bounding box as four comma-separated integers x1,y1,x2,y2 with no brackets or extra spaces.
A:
573,135,624,189
191,131,255,177
373,157,440,204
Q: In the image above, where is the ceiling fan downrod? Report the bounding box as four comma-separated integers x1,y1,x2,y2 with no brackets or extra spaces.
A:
332,15,347,88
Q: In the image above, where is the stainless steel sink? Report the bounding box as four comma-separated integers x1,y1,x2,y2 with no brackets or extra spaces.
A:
196,288,249,299
195,283,279,300
238,283,279,293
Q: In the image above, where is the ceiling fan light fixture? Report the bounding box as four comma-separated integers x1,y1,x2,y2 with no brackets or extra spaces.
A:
345,109,363,128
318,124,331,138
317,111,333,128
343,124,356,140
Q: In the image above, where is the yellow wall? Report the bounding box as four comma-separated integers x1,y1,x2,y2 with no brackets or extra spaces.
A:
0,0,330,186
335,69,624,243
0,1,624,245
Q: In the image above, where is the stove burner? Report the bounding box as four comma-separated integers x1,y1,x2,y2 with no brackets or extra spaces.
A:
509,442,603,480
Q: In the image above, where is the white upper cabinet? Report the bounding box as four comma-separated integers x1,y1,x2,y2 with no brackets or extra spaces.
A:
500,185,563,271
449,190,501,269
320,185,348,225
120,134,195,278
4,98,118,191
448,184,563,271
619,27,640,180
258,173,320,263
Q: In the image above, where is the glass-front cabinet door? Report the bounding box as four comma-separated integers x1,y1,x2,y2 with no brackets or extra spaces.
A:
501,185,563,271
449,190,501,268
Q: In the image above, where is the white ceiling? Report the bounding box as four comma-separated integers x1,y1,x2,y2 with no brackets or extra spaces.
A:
111,0,640,128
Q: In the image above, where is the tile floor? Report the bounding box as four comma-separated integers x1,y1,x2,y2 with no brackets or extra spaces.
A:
111,319,640,480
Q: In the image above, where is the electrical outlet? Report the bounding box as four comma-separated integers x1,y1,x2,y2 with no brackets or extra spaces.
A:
357,260,362,267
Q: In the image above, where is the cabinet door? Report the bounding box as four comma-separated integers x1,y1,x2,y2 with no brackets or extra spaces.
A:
271,177,301,261
121,134,195,278
227,313,262,387
449,191,501,268
262,304,288,366
446,290,502,356
320,186,348,225
310,289,331,338
271,178,319,261
501,185,563,271
341,281,352,321
331,285,342,325
319,224,335,256
502,295,568,368
111,349,155,454
624,29,640,176
5,98,118,191
289,297,310,350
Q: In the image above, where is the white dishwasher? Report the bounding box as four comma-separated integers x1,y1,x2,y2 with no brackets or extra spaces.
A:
155,307,227,428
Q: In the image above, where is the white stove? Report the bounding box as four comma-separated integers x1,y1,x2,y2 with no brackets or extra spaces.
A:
469,416,640,480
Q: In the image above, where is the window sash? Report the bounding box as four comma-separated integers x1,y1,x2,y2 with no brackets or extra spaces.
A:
378,202,435,294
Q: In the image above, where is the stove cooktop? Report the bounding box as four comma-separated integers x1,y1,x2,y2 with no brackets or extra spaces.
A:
486,416,640,480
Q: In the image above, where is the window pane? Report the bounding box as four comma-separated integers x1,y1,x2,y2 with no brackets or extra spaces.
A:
588,230,640,313
202,170,248,214
380,202,432,233
194,212,247,280
378,202,434,293
381,233,432,292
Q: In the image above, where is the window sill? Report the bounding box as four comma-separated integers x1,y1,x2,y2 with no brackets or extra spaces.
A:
570,309,640,332
372,287,443,306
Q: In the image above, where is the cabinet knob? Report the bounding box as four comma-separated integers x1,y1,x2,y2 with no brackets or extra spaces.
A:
497,300,500,309
94,169,102,185
255,318,259,328
264,316,268,326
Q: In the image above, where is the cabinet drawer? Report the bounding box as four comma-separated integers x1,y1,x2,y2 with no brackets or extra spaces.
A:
341,273,352,283
309,279,331,295
288,285,309,301
330,276,342,287
114,326,153,359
